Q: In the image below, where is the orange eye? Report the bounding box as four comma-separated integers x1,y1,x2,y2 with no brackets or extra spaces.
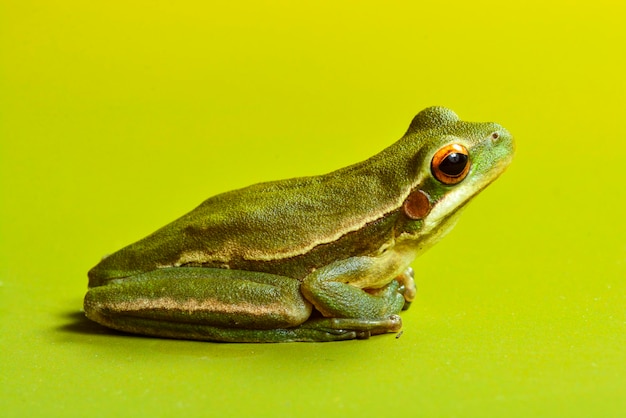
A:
431,144,470,185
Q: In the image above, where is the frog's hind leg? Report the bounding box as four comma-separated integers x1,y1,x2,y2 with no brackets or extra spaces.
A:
84,267,314,341
84,267,402,342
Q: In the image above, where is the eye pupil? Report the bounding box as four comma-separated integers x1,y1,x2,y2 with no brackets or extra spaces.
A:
440,152,468,176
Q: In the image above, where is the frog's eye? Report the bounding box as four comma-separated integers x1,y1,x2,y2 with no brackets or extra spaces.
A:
431,144,470,185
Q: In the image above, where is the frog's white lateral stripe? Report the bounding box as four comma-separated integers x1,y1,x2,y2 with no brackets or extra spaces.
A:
173,178,427,266
102,297,300,318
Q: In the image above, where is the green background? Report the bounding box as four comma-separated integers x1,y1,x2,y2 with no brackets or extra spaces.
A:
1,1,624,417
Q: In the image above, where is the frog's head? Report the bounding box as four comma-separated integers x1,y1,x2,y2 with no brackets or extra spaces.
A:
399,106,514,237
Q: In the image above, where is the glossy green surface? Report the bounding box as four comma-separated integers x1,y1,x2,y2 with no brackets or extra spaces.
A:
1,0,624,416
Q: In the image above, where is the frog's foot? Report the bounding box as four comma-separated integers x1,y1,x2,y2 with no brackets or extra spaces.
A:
97,314,402,343
395,266,416,310
299,315,403,340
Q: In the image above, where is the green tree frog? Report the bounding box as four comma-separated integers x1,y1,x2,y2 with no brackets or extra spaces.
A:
84,107,514,342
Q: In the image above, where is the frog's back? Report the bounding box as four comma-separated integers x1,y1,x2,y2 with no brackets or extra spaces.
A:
88,151,415,285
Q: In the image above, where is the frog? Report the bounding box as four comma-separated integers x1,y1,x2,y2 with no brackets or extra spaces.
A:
84,106,514,342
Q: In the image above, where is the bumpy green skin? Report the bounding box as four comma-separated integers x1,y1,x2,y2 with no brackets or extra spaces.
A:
84,107,514,342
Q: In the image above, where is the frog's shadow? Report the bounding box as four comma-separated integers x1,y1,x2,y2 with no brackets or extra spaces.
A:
59,310,126,337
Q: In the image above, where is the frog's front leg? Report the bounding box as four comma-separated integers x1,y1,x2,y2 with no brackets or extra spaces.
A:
301,252,410,330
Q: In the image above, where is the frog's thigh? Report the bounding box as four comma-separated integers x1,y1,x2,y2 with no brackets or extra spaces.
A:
84,267,312,332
